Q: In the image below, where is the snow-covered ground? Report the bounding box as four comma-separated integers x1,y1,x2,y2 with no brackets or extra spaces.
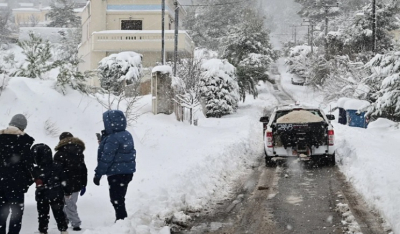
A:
1,45,400,234
278,58,400,233
0,72,277,233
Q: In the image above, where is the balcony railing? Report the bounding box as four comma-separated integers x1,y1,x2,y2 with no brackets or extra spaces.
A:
92,30,195,53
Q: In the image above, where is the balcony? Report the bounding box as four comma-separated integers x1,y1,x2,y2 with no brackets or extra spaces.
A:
92,30,195,54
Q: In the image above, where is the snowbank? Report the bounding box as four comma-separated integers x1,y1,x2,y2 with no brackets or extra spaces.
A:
367,118,398,129
0,75,274,234
334,122,400,233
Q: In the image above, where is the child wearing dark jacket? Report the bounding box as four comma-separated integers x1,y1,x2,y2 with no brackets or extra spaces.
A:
31,144,71,234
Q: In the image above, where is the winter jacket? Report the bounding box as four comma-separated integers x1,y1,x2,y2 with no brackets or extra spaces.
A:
31,144,72,201
95,110,136,177
54,137,88,193
0,126,35,194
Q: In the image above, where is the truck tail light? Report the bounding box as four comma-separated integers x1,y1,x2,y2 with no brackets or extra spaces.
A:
266,131,273,148
328,130,334,146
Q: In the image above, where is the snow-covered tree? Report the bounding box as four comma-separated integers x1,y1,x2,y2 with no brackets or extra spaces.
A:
364,51,400,120
54,28,89,94
285,45,313,80
199,59,239,118
13,32,58,79
319,55,367,102
184,0,256,51
98,52,143,95
0,8,16,45
47,0,81,28
326,2,400,56
222,9,277,101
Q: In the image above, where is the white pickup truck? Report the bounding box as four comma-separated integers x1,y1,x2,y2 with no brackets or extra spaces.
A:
260,104,336,166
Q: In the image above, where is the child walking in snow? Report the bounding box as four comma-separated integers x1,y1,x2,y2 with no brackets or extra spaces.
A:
54,132,87,231
31,143,71,234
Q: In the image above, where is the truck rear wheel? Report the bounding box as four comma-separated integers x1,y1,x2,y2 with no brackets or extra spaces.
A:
327,153,335,166
264,149,276,167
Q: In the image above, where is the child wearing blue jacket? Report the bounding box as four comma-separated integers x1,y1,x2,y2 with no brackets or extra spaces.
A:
93,110,136,221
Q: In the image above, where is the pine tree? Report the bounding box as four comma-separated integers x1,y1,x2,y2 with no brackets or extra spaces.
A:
223,9,277,101
183,0,254,51
364,51,400,120
54,29,90,95
0,8,13,44
47,0,81,28
13,32,58,79
199,59,239,118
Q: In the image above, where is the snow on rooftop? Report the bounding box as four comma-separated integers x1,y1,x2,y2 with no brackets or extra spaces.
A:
74,7,84,13
19,3,34,7
337,97,370,110
13,8,40,12
19,27,70,43
152,65,172,75
107,4,172,12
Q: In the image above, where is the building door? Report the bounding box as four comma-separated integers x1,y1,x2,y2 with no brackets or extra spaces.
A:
121,20,143,30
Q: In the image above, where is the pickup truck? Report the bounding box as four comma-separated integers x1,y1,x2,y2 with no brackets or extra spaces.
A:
260,104,336,166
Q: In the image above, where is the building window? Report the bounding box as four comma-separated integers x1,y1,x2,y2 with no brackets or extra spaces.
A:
121,20,142,30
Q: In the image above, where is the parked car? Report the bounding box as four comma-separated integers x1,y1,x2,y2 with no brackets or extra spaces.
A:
291,76,305,85
259,104,336,167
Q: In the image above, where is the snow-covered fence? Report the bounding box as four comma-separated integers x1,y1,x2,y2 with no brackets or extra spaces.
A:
173,91,200,125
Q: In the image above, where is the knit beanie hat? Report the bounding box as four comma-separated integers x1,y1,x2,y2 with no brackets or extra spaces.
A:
9,114,27,130
59,132,74,140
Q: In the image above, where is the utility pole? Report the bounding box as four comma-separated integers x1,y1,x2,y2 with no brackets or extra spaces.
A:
173,0,179,76
315,2,339,58
289,25,302,45
372,0,377,52
161,0,165,65
303,19,316,54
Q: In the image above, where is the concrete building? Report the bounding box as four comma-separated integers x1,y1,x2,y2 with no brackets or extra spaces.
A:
12,5,51,27
78,0,195,87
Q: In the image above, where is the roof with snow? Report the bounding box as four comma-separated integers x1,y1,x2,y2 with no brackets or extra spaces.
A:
13,8,41,12
19,27,71,43
19,3,34,7
337,97,370,110
107,5,172,12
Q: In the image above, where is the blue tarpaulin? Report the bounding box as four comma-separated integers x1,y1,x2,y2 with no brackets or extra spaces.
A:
337,98,370,128
346,110,369,128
